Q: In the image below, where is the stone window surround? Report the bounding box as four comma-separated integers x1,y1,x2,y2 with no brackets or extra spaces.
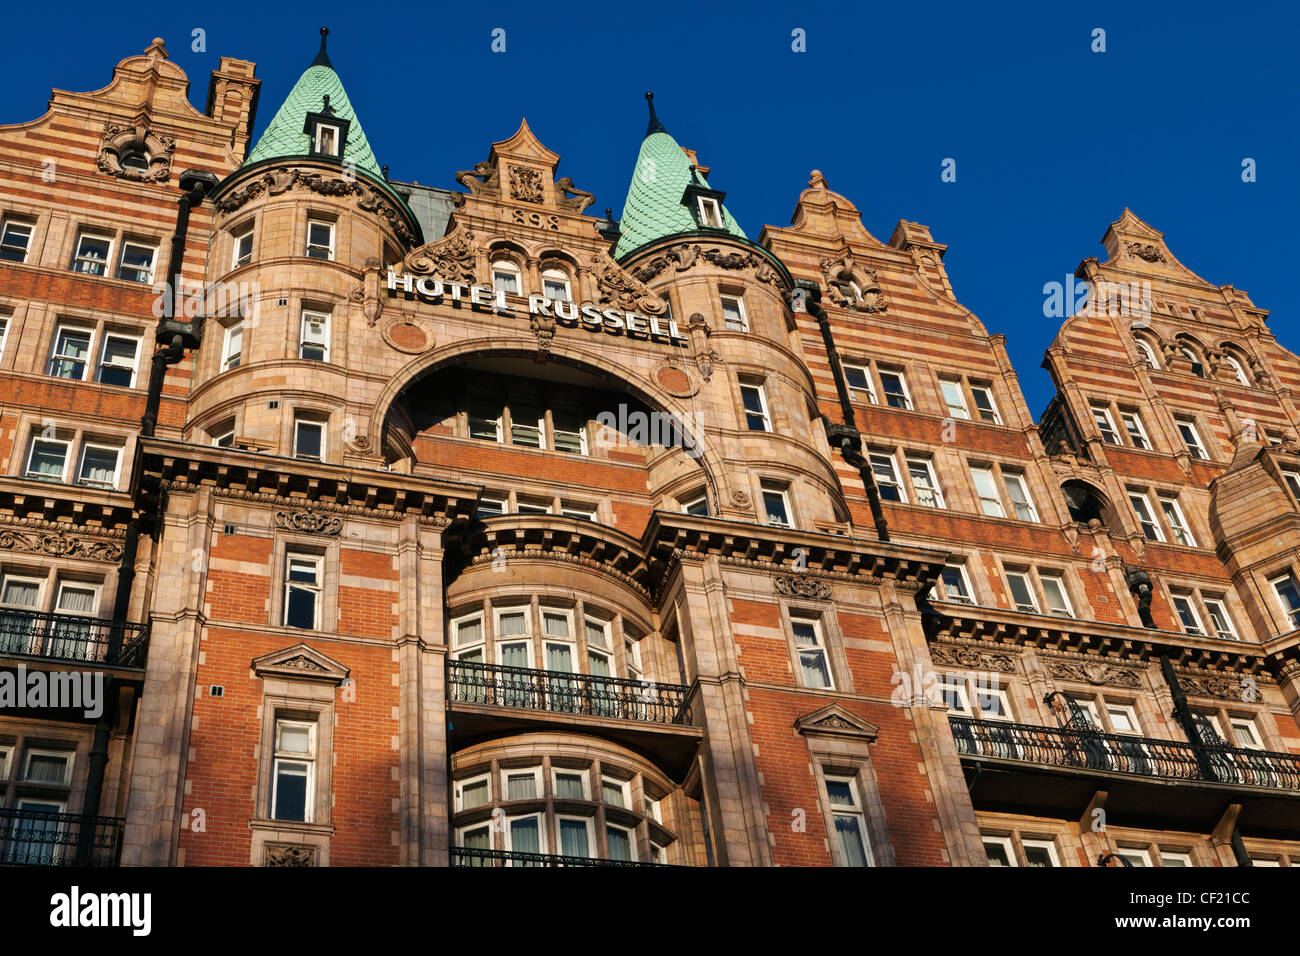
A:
44,314,147,389
448,594,657,682
226,213,258,271
932,369,1004,426
0,558,110,619
964,458,1041,524
1262,563,1300,634
283,398,338,464
0,721,91,814
1058,688,1157,738
268,535,341,636
66,218,163,284
203,295,261,382
977,821,1071,867
476,488,603,522
1160,581,1248,641
1195,705,1281,752
247,644,348,866
13,411,133,491
450,749,679,863
995,561,1088,620
777,601,853,694
797,707,895,866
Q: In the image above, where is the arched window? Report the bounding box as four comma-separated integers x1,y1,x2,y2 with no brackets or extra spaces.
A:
541,268,571,301
1180,346,1205,378
1223,354,1249,387
1135,339,1159,370
120,150,150,171
491,260,521,296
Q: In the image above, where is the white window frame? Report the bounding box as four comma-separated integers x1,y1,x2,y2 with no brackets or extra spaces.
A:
540,268,571,301
501,766,542,802
906,455,944,508
305,219,334,260
453,772,492,812
283,552,323,630
600,775,631,808
1120,410,1150,449
1158,496,1195,547
476,496,505,518
313,123,341,156
870,452,907,504
25,435,70,483
232,226,254,268
1271,574,1300,630
550,406,588,455
604,822,636,862
697,196,723,228
739,380,770,431
552,768,590,801
504,812,547,856
0,217,33,264
970,466,1006,518
299,310,331,362
938,564,974,604
1003,472,1038,522
71,231,113,276
76,442,122,490
270,719,316,822
115,240,156,284
760,480,793,528
221,320,244,372
491,260,521,296
878,370,911,410
1092,404,1121,444
514,497,553,515
96,332,140,388
970,385,1001,424
1281,470,1300,500
23,749,73,786
559,502,597,521
1170,592,1204,636
823,774,873,867
1039,572,1074,617
0,573,42,612
719,294,748,332
982,834,1017,867
1129,492,1164,542
0,744,10,780
681,493,709,516
555,815,596,859
293,415,325,461
48,325,94,380
450,612,486,662
791,615,834,690
1201,597,1237,640
1021,838,1061,867
939,379,970,419
1180,347,1205,378
1005,570,1039,613
1135,338,1160,369
843,364,876,404
1175,418,1208,460
1117,847,1154,867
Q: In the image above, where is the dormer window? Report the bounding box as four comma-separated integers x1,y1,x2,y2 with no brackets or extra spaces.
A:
314,124,340,156
697,196,723,228
303,95,351,161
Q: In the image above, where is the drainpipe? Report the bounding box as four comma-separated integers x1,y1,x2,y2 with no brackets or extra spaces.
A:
792,278,889,542
80,170,219,863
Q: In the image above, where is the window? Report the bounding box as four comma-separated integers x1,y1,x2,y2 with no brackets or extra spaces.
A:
116,241,155,283
906,456,944,508
510,400,544,448
1005,571,1038,613
314,123,340,155
551,406,587,455
1223,355,1250,386
1229,717,1265,750
0,574,42,650
1181,347,1205,378
1282,471,1300,500
843,364,876,403
553,769,588,800
25,436,68,482
468,395,503,442
557,817,593,858
983,835,1016,866
97,334,139,387
506,812,544,855
0,317,7,360
878,371,910,409
271,719,315,822
1160,850,1193,867
211,426,235,448
305,219,334,260
1270,575,1300,630
720,295,747,332
600,776,629,808
71,232,112,275
24,750,72,785
697,196,723,228
476,496,505,518
940,380,969,419
605,824,634,862
76,443,120,489
1158,496,1195,547
541,269,570,301
1175,418,1207,460
491,261,521,295
299,310,330,361
1130,492,1163,542
1039,573,1073,617
293,416,325,460
791,617,832,689
560,502,596,521
48,327,92,379
515,498,552,515
451,614,485,662
761,481,792,528
232,227,254,268
681,493,709,516
1202,597,1237,640
455,774,491,812
970,467,1005,518
0,218,33,263
222,321,243,372
1120,411,1149,449
121,150,150,171
870,452,906,503
1135,339,1160,369
824,775,872,866
938,564,973,604
1002,472,1038,521
1022,839,1060,867
740,380,770,431
284,553,322,629
1117,847,1153,867
1092,405,1121,444
1171,593,1204,636
503,768,540,801
970,386,1001,424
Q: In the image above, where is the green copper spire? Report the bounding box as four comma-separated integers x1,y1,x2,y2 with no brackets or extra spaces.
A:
613,93,746,260
244,28,384,180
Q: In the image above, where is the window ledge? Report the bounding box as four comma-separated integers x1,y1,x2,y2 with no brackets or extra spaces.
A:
248,818,335,838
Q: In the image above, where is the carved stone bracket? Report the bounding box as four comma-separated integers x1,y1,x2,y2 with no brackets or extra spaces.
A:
401,226,479,285
589,251,667,315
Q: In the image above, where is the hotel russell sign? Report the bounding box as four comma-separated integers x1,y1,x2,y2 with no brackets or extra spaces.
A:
385,270,688,345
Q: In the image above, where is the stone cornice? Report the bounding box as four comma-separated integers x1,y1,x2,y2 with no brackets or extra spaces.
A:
0,478,134,531
137,438,479,524
928,599,1270,674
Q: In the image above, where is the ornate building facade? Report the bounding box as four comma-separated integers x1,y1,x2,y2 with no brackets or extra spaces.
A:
0,34,1297,868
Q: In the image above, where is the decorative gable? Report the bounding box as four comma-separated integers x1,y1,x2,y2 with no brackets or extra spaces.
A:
252,643,350,685
795,703,880,741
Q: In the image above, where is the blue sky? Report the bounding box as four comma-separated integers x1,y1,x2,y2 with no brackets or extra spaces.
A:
7,0,1296,413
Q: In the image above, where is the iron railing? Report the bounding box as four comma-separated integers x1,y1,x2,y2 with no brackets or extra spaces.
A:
0,808,123,866
950,716,1300,791
451,847,667,867
0,609,148,668
448,660,693,725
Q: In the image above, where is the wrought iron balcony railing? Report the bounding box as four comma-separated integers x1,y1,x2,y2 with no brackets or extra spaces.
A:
451,846,667,867
448,659,692,725
950,716,1300,791
0,609,148,668
0,808,123,866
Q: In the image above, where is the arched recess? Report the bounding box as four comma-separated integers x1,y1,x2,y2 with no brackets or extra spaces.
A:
370,337,727,514
1061,479,1116,528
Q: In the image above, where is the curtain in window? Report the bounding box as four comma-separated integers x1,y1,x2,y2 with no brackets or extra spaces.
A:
509,818,540,857
543,614,569,638
545,643,577,713
554,775,584,800
81,449,117,486
834,815,869,866
498,642,532,707
50,586,96,660
0,579,39,654
498,612,526,637
29,442,65,479
559,819,589,858
606,826,632,861
506,774,535,801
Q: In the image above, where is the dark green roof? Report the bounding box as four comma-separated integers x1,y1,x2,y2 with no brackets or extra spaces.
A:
614,95,745,259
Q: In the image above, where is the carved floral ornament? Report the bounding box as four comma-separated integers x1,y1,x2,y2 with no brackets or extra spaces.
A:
772,573,832,601
0,528,123,563
1126,241,1167,263
97,123,175,183
263,843,317,867
215,165,416,244
274,509,343,536
1045,659,1143,688
631,242,785,291
929,641,1019,673
508,165,545,203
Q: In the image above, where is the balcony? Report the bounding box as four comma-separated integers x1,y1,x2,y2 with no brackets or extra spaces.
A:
0,609,148,669
450,847,667,867
446,660,702,780
950,716,1300,834
0,808,123,867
